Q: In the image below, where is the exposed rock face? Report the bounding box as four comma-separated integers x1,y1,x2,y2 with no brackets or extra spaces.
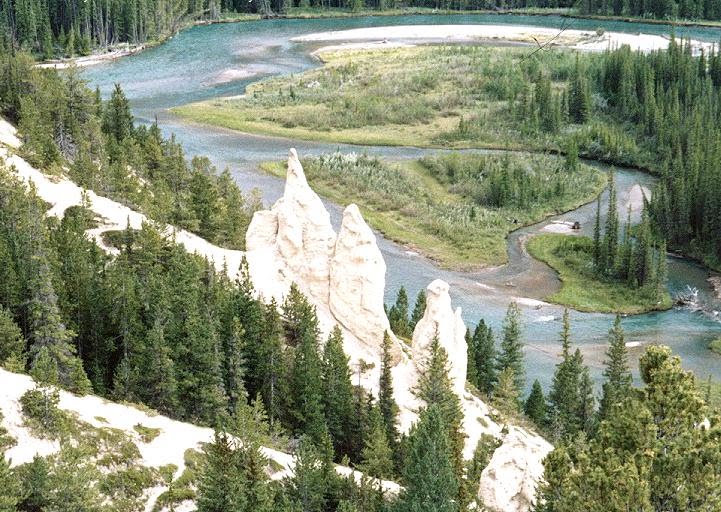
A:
273,148,337,302
478,427,553,512
411,279,467,394
245,149,399,357
330,204,395,354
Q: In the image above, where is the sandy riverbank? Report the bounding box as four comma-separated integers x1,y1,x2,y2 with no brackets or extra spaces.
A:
36,44,145,70
294,24,712,54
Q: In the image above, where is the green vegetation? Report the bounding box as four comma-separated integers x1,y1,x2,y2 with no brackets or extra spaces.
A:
174,45,577,149
0,53,261,250
527,233,672,313
179,40,721,269
263,152,605,269
133,424,162,443
710,336,721,355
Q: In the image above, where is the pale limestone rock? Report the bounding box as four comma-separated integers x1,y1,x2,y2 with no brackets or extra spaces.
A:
246,210,278,251
478,427,553,512
411,279,467,395
330,204,397,356
274,148,336,303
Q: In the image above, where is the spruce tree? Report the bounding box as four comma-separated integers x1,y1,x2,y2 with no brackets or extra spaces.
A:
102,83,133,143
604,170,619,273
397,405,459,512
321,326,355,460
495,301,525,395
409,289,426,332
359,405,394,480
0,306,24,366
524,379,547,427
388,286,410,338
196,432,248,512
284,286,327,446
598,315,633,421
0,454,21,512
493,367,520,412
474,320,497,395
548,309,583,438
378,331,400,452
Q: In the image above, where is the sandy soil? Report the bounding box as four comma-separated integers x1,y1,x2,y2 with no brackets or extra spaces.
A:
294,24,713,54
36,44,145,70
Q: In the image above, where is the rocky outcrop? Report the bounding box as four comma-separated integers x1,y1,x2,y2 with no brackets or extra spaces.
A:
245,149,399,357
330,204,396,356
478,428,553,512
411,279,467,395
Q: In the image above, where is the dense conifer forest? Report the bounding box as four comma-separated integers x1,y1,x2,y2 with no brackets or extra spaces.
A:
2,13,721,511
5,0,721,60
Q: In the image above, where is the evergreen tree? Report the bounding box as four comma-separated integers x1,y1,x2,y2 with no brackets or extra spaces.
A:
415,336,465,490
598,315,633,421
0,454,21,512
495,301,525,395
492,367,520,412
197,432,248,512
548,310,587,438
409,289,426,332
378,331,400,453
396,405,459,512
473,320,497,395
102,83,133,143
17,455,51,512
388,286,411,338
283,286,327,446
524,379,547,427
0,306,24,366
359,405,394,480
322,326,355,460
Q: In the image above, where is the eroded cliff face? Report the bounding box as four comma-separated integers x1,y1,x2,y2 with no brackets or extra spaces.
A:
244,149,552,512
245,149,402,361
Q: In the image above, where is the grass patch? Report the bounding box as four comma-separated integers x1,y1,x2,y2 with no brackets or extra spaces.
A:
173,45,577,150
262,152,605,270
526,233,672,314
709,337,721,355
134,423,162,443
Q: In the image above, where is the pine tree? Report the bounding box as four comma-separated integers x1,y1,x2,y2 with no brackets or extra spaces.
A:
575,353,595,435
397,405,459,512
409,289,426,332
495,301,525,395
284,286,327,446
322,326,355,460
548,310,583,438
493,367,520,412
593,194,602,271
604,170,620,272
196,432,248,512
0,454,21,512
17,455,51,512
102,83,133,143
285,436,333,512
359,405,394,480
473,320,497,395
378,331,399,452
258,299,286,428
524,379,547,427
0,306,24,366
388,286,410,338
598,315,633,421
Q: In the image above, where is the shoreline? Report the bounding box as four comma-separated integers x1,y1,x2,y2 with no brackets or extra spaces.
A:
294,23,712,53
37,8,721,70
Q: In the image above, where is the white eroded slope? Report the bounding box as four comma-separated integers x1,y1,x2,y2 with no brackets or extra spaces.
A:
1,118,551,512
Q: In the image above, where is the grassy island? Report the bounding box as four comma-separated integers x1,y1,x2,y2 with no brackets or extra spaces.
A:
527,233,673,314
173,45,572,150
263,152,606,270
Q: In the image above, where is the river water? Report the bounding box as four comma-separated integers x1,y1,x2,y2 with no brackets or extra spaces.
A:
81,14,721,390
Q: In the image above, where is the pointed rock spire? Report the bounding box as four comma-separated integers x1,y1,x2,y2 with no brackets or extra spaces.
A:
411,279,467,395
330,204,399,358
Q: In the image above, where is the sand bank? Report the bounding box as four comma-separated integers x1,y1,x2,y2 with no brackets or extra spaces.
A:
294,24,712,54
